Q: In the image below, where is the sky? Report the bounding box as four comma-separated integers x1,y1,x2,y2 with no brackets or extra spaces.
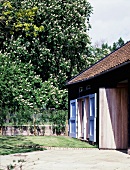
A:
89,0,130,45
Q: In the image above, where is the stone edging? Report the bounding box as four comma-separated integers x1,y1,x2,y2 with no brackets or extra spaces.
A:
42,146,98,150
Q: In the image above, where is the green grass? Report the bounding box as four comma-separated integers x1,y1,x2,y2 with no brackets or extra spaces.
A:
26,136,96,148
0,136,45,155
0,136,97,155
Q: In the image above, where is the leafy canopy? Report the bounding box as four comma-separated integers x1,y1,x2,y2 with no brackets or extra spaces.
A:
0,0,93,125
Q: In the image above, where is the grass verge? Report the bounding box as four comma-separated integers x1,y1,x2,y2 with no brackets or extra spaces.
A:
0,135,97,155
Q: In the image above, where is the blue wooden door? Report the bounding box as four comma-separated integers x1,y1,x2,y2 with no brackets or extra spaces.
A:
89,94,97,142
69,99,77,138
81,100,84,138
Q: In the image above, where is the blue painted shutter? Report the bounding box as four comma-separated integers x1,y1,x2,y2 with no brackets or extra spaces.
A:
69,99,77,138
89,94,97,142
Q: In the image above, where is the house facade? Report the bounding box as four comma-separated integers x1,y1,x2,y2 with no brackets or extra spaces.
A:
66,41,130,152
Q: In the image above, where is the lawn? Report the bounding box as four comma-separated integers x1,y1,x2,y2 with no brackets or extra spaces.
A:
26,136,96,148
0,135,97,155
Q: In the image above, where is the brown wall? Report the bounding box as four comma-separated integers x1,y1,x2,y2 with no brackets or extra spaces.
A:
99,86,128,149
77,100,82,138
85,97,89,139
77,98,89,139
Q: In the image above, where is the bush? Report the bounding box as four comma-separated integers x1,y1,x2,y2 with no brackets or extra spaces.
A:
50,110,68,135
41,109,68,135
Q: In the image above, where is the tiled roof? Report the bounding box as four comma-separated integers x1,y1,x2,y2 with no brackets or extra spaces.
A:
67,41,130,85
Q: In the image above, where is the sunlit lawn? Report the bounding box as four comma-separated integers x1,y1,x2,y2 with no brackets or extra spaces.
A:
26,136,96,148
0,135,97,155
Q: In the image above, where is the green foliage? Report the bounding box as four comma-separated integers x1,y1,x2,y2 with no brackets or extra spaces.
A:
0,51,45,126
41,78,68,110
0,0,44,41
0,0,93,125
87,44,111,66
0,0,92,83
111,37,125,51
50,110,67,135
87,37,125,66
35,109,68,135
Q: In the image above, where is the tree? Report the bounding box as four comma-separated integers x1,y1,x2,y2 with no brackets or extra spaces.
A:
86,43,111,66
0,50,46,126
0,0,92,84
111,37,125,51
0,0,93,112
87,38,125,67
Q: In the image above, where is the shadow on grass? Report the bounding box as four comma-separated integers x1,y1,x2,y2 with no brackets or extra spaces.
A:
0,136,46,155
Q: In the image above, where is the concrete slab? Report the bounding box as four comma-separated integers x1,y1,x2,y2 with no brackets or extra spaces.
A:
0,149,130,170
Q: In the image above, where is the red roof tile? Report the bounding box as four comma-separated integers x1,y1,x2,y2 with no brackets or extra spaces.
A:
67,41,130,85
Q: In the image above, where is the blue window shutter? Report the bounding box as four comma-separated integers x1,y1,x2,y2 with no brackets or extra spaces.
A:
69,99,77,138
89,94,97,142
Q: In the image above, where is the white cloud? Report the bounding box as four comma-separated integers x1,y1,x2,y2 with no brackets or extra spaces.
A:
89,0,130,45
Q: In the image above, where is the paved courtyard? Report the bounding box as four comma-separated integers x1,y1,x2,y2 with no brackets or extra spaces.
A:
1,149,130,170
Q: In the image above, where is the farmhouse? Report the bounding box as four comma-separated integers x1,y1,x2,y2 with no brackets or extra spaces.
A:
66,41,130,153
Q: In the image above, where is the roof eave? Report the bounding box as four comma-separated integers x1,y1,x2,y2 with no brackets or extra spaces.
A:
66,60,130,87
